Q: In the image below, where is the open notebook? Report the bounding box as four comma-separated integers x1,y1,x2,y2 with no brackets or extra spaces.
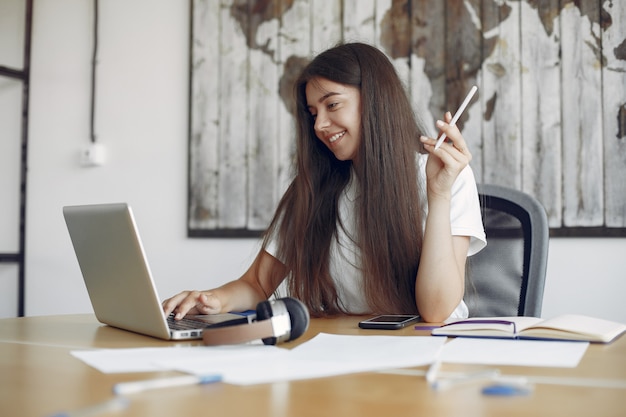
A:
63,203,250,340
431,314,626,343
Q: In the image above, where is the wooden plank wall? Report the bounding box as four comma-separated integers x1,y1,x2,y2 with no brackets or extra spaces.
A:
188,0,626,236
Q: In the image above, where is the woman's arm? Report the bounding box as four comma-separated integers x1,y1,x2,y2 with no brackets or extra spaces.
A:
416,201,470,322
162,250,288,319
417,112,473,322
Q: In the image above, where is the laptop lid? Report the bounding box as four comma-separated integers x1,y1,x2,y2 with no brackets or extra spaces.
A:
63,203,245,340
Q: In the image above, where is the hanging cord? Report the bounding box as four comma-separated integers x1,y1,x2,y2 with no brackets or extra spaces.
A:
90,0,99,143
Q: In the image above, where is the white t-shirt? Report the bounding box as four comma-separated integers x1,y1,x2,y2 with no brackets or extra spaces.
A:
267,153,486,320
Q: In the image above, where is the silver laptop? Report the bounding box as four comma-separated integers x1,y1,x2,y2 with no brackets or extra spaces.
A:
63,203,250,340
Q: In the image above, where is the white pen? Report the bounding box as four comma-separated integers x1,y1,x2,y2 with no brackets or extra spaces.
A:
432,369,500,391
47,396,130,417
434,85,478,150
425,344,445,387
425,358,442,386
113,374,222,395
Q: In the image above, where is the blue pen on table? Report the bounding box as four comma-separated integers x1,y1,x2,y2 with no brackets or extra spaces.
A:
482,383,533,396
113,374,222,395
482,376,533,396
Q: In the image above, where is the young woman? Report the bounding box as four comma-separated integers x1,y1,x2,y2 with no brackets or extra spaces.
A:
163,42,486,323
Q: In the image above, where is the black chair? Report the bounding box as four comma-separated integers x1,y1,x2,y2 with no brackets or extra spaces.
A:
464,184,549,317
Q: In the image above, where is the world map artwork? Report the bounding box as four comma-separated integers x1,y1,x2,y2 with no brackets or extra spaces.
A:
189,0,626,235
228,0,623,137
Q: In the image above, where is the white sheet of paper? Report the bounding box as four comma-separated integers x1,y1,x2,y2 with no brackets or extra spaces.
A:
71,343,284,373
71,334,446,385
168,334,446,385
440,338,589,367
70,334,588,385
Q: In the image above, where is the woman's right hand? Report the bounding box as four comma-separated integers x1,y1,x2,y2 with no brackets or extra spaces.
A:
162,290,223,320
420,111,472,198
162,250,287,320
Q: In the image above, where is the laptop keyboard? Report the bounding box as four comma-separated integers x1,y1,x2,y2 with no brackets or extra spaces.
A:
167,315,208,331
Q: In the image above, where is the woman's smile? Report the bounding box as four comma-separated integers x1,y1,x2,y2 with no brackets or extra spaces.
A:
329,131,346,143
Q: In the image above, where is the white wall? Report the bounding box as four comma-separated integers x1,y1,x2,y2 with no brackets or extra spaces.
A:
25,0,260,316
21,0,626,323
542,239,626,321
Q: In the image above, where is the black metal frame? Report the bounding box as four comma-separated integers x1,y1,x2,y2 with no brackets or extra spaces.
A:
0,0,32,317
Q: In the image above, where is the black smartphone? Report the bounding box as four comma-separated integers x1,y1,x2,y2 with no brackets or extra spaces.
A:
358,314,421,330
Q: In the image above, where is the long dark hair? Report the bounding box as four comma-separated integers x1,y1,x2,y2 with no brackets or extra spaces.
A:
262,42,427,317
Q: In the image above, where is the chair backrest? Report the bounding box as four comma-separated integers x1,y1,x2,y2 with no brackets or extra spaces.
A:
464,184,549,317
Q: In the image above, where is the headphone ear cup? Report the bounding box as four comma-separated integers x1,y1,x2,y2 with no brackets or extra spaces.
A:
257,299,279,345
257,297,310,345
281,297,310,341
255,300,274,321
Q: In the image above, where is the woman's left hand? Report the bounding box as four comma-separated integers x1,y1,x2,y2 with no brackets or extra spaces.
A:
420,111,472,197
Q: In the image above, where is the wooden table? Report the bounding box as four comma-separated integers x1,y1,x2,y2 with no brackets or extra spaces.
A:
1,314,625,417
